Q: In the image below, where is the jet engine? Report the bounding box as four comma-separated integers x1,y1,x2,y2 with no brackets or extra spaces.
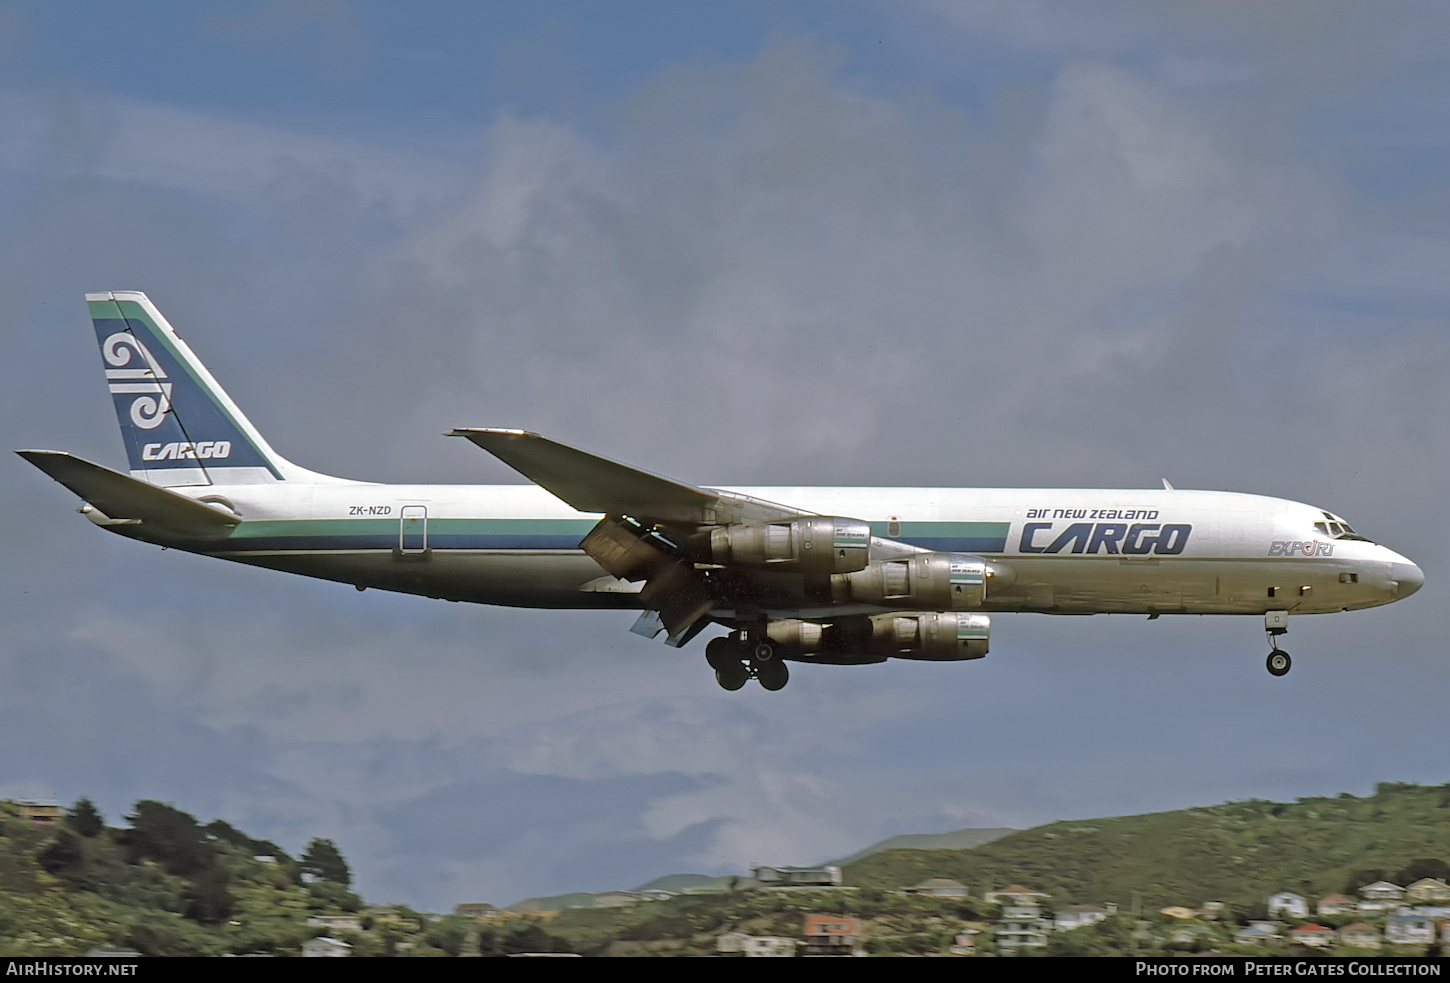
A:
709,516,871,576
762,612,989,662
866,612,989,660
831,552,1009,610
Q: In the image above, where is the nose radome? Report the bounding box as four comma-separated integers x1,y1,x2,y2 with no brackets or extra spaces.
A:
1392,562,1424,598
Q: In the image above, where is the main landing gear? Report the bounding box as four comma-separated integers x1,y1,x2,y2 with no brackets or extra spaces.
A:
1265,609,1291,677
706,634,789,692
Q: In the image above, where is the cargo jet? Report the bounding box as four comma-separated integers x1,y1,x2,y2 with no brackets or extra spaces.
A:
17,292,1424,691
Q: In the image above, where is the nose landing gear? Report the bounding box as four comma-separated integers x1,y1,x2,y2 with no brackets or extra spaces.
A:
1265,609,1291,676
706,633,790,691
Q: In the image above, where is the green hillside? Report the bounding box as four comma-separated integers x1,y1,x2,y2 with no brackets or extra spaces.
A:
7,782,1450,956
843,781,1450,913
828,827,1017,867
0,798,470,957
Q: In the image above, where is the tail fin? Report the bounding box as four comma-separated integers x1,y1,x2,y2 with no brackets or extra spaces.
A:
89,291,303,486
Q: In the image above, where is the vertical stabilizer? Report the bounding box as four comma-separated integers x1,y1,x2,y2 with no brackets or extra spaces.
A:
89,291,305,485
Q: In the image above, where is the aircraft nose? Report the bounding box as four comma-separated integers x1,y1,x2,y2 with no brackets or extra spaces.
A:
1392,561,1424,598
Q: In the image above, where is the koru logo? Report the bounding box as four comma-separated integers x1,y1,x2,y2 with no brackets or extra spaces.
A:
103,332,172,430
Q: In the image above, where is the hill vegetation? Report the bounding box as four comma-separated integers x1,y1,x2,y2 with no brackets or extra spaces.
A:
4,781,1449,956
0,798,370,956
843,781,1450,915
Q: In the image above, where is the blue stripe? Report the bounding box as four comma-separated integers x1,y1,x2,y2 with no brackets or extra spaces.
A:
218,534,587,552
218,533,1010,554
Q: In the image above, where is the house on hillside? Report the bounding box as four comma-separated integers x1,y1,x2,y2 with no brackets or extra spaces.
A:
985,884,1051,906
454,903,500,918
1318,894,1356,916
1288,924,1335,948
1406,878,1450,903
903,878,969,897
1358,881,1405,914
997,900,1051,953
15,802,61,826
301,937,352,958
1267,892,1308,919
1339,923,1381,950
801,915,860,956
1055,905,1109,932
949,928,980,955
754,865,842,887
1234,924,1280,947
717,933,798,957
1384,915,1435,946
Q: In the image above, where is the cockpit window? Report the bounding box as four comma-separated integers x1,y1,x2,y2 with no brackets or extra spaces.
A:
1318,512,1372,542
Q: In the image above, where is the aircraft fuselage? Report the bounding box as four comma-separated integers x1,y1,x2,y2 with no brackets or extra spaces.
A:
93,480,1419,619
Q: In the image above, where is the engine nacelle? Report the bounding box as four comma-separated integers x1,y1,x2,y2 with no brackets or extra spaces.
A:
710,516,870,576
869,612,989,661
762,612,989,662
831,552,999,610
762,618,826,652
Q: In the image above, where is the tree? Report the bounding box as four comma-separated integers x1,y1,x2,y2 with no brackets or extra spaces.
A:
122,801,215,878
67,798,104,838
1344,869,1388,895
38,828,84,876
300,838,351,886
184,867,233,925
1396,858,1450,885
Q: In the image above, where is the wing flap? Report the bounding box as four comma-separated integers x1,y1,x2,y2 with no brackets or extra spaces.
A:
17,450,240,539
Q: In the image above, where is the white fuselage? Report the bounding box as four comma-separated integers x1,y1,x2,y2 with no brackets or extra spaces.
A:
116,480,1421,619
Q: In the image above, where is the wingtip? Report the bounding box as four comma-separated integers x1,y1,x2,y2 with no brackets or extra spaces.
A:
447,428,534,438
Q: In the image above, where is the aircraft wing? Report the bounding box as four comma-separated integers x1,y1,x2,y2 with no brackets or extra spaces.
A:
448,428,801,524
451,428,808,646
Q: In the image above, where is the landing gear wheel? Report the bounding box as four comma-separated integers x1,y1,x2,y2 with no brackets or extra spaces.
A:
715,663,749,691
706,636,741,671
752,641,776,662
1266,650,1291,677
756,659,789,691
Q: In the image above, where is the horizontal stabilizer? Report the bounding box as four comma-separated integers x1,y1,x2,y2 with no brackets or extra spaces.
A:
449,429,717,522
16,450,240,539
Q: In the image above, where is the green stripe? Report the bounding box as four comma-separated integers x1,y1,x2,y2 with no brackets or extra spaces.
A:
870,521,1009,538
230,517,598,539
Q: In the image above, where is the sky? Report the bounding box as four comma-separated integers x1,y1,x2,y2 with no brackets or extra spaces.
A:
3,0,1450,910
